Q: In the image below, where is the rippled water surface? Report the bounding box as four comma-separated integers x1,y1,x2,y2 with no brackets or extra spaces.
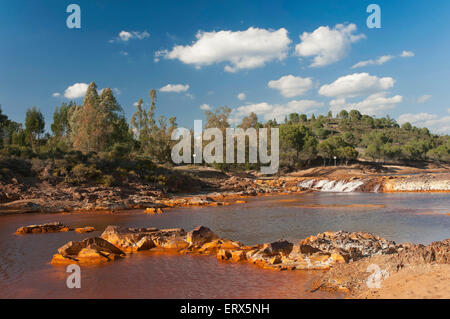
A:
0,192,449,298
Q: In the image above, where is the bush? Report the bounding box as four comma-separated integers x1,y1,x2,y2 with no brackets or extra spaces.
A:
67,163,101,184
99,174,116,187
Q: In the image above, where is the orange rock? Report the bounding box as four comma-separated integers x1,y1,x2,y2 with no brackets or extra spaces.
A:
76,248,110,264
230,250,246,262
51,254,74,265
331,253,346,264
75,226,96,233
235,200,246,204
161,238,189,250
145,207,156,214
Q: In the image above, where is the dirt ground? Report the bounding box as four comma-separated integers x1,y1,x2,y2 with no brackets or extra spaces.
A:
356,264,450,299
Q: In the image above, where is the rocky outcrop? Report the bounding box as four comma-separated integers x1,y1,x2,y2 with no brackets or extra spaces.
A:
395,239,450,266
298,231,398,262
100,225,186,252
52,237,125,265
51,226,402,271
16,222,72,234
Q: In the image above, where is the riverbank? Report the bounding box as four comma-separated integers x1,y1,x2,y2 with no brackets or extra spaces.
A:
1,163,450,214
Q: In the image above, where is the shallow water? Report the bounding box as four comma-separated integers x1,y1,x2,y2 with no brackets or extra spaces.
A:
0,192,449,298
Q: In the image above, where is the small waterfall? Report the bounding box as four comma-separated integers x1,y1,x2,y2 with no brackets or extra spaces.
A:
298,179,366,192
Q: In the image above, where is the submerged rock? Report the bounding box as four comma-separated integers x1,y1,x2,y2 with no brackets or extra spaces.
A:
16,222,71,234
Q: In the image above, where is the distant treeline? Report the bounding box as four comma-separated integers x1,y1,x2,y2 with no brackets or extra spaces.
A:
1,81,449,172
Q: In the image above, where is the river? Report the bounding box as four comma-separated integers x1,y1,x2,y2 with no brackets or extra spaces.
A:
0,192,449,298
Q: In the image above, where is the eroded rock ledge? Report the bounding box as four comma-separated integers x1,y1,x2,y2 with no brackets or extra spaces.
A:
51,226,399,271
15,223,96,234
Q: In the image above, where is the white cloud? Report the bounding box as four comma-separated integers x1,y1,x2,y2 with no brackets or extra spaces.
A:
158,27,291,72
230,99,323,124
110,30,150,43
401,51,415,57
352,51,414,69
352,55,395,68
64,83,89,99
119,51,129,56
200,103,211,111
268,75,313,98
237,93,246,101
416,94,432,103
319,73,395,98
295,23,365,67
398,112,450,134
159,84,190,93
329,92,402,116
52,92,60,97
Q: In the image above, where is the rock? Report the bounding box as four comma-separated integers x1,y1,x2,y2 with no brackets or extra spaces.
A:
160,237,189,250
100,225,185,252
76,248,110,264
75,226,96,233
135,236,156,251
217,249,232,261
16,222,71,234
395,239,450,266
230,250,246,262
58,241,84,256
186,226,218,246
299,231,398,262
198,239,242,254
53,237,125,265
261,240,293,256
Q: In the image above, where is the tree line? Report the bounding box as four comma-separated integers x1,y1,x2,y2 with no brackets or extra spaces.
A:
1,81,449,173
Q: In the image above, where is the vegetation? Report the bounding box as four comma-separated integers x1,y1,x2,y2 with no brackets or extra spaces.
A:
0,81,449,186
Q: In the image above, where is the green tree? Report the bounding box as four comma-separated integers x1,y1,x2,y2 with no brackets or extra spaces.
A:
25,106,45,151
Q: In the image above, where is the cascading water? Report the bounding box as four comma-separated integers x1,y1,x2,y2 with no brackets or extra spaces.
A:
298,179,366,192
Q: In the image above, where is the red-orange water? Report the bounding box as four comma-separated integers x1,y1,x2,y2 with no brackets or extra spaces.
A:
1,192,449,298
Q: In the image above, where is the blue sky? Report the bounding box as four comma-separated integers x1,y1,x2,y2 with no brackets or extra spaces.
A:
1,0,450,133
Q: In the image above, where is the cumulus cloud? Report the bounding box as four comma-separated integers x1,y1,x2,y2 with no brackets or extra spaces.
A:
319,73,395,98
237,93,246,101
230,99,323,124
398,112,450,134
157,27,291,72
200,103,211,111
329,92,402,116
352,51,415,69
52,92,61,97
64,83,89,99
268,75,313,98
416,94,432,103
110,30,150,43
159,84,190,93
295,23,365,67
